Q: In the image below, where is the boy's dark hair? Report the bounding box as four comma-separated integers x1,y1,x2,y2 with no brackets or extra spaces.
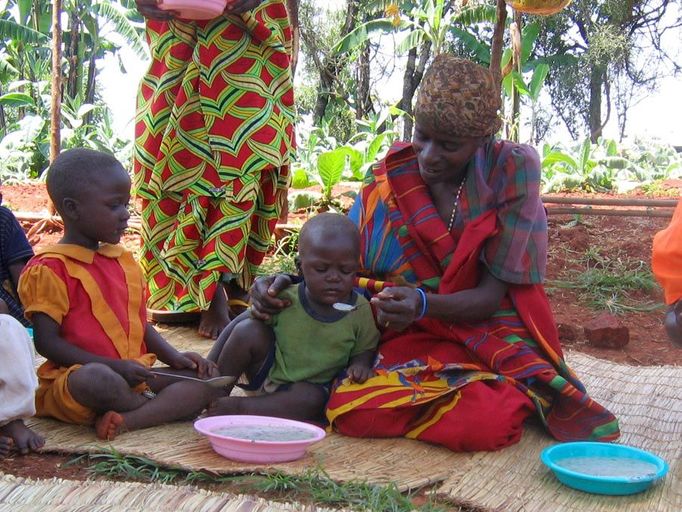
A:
47,148,123,210
299,213,360,255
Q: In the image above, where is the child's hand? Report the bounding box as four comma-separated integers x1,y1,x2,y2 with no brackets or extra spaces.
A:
109,360,153,387
347,364,374,384
169,351,219,378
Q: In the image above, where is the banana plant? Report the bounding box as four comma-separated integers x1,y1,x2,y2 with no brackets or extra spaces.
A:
499,21,575,142
335,0,495,57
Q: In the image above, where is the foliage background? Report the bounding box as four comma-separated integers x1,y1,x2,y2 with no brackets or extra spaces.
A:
0,0,680,195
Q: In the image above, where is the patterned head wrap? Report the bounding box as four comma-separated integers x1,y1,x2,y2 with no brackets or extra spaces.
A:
414,55,502,138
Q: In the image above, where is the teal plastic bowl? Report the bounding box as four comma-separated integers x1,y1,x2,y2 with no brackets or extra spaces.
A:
541,442,668,495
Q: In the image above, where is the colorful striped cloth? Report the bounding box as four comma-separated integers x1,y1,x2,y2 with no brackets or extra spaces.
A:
133,2,295,312
326,142,619,451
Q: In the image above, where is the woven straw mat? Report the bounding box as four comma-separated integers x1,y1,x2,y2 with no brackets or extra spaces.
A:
0,473,343,512
26,326,681,511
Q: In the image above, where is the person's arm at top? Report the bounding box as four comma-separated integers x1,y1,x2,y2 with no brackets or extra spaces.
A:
143,324,218,378
248,274,298,321
135,0,264,20
135,0,175,20
32,313,153,387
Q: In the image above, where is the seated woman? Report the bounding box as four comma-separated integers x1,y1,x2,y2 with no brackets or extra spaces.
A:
248,55,619,452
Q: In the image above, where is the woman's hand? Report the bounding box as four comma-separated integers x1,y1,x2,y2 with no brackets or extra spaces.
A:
371,286,422,332
249,274,293,321
135,0,176,20
224,0,264,15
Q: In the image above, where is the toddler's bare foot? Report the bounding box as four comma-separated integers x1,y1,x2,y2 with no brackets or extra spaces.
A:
206,396,240,416
0,420,44,455
0,436,11,458
96,411,126,440
198,285,230,339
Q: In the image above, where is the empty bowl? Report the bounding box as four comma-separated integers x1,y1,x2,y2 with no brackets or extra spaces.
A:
541,442,668,495
194,415,326,463
158,0,227,20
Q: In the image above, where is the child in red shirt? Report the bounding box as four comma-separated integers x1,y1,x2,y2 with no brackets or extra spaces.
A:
19,148,221,440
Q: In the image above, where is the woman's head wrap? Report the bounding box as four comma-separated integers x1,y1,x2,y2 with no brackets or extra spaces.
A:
414,55,502,138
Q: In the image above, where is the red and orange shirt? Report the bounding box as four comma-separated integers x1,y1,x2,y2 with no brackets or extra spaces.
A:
18,244,148,360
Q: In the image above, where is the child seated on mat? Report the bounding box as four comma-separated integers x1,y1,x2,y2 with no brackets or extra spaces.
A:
207,213,380,421
0,314,44,457
652,199,682,347
18,148,221,440
0,183,34,326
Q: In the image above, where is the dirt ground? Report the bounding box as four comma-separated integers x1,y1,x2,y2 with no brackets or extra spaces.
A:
1,181,681,499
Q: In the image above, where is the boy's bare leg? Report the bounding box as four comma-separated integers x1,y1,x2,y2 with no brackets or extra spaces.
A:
207,382,327,422
68,363,150,413
214,317,274,380
96,381,222,440
199,282,230,340
0,419,45,455
207,310,249,362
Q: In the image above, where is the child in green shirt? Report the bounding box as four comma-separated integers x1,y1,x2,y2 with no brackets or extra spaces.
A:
207,213,379,421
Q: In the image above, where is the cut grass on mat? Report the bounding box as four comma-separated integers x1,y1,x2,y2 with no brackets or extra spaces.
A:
67,450,466,512
546,247,662,314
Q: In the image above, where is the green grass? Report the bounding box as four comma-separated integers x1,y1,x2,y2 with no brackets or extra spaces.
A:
257,227,300,276
69,450,462,511
637,181,681,198
546,248,663,314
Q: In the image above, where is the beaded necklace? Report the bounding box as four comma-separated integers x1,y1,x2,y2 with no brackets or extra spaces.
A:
447,178,467,231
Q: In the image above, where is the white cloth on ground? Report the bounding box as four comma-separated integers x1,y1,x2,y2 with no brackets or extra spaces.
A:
0,314,37,427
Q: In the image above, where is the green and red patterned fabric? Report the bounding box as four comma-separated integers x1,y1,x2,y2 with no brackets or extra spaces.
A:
133,1,295,312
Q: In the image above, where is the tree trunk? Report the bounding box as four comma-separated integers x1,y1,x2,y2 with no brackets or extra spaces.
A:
356,41,371,119
83,50,98,127
509,11,522,142
589,65,603,142
0,83,6,135
286,0,300,75
489,0,508,92
50,0,63,214
310,0,360,123
399,39,431,141
65,10,80,100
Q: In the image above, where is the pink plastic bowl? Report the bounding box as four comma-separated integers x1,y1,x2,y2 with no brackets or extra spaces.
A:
158,0,227,20
194,415,326,463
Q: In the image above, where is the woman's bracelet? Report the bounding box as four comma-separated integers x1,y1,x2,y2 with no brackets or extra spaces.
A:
415,288,427,320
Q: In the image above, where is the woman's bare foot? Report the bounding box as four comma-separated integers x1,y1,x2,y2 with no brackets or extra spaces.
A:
198,283,230,339
0,420,45,455
95,411,126,440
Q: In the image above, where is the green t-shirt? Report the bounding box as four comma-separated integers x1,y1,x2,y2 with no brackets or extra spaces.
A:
267,282,380,385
